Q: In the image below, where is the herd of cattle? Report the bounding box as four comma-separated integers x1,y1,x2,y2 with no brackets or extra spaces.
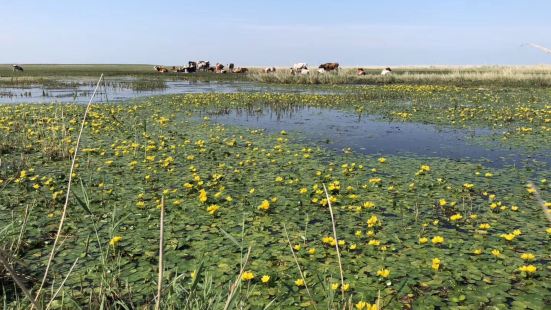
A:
153,62,394,76
9,63,393,76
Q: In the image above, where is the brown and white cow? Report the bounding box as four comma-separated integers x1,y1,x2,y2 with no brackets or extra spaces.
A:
215,63,225,73
232,67,248,73
154,66,169,73
381,67,392,75
356,68,366,75
318,62,339,72
264,67,276,73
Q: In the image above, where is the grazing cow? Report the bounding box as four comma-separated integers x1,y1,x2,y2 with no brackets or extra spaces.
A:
264,67,276,73
197,61,210,71
232,67,248,73
154,66,169,73
381,67,392,75
215,63,225,73
318,62,339,71
292,63,307,71
12,65,24,72
356,68,366,75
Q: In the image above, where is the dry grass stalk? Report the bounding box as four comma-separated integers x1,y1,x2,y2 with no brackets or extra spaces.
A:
33,74,104,307
155,196,165,310
282,224,317,310
223,246,252,310
528,182,551,223
0,249,38,308
322,183,345,300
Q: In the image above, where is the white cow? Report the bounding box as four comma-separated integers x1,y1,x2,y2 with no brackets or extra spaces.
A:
293,63,307,71
381,67,392,75
300,68,310,75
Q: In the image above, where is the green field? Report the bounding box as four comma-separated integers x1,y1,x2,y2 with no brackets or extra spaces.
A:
0,73,550,309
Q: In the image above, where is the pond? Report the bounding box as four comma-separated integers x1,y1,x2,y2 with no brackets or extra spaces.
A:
203,106,550,168
0,78,332,104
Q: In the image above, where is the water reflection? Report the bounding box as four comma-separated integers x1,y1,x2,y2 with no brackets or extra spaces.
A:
204,106,549,168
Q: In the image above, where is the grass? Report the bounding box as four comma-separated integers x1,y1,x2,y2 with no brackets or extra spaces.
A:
2,64,551,87
0,87,550,308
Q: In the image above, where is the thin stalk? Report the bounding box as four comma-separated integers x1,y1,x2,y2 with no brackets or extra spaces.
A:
322,183,345,300
33,74,103,307
155,196,165,310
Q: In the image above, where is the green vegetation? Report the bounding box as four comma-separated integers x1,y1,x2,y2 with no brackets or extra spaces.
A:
1,86,550,308
2,64,551,88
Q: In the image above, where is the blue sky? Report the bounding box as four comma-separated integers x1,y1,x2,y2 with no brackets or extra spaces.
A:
1,0,550,65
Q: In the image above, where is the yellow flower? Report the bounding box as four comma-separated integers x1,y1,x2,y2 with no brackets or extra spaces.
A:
511,205,519,211
349,243,357,250
367,215,378,227
491,249,501,257
363,201,375,209
513,229,522,236
241,271,254,281
520,253,535,261
293,244,301,251
275,176,283,182
547,227,551,234
295,278,305,287
198,189,208,203
261,275,270,283
473,248,483,255
449,213,463,221
207,204,220,215
368,239,380,246
479,223,491,230
500,233,515,241
439,199,447,206
431,236,444,245
419,237,428,244
376,268,390,278
420,165,431,172
432,258,441,271
258,200,270,211
308,248,316,255
518,265,537,273
342,283,350,291
378,157,386,163
331,283,339,290
109,236,123,246
355,301,378,310
299,187,308,194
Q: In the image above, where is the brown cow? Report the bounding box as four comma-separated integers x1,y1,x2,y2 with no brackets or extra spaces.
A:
318,62,339,71
356,68,366,75
215,63,225,73
12,65,24,72
154,66,169,73
232,67,248,73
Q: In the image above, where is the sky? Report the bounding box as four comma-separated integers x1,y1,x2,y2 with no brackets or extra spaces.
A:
1,0,551,66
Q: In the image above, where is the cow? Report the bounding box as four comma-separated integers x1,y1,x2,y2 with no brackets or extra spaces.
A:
381,67,392,75
154,66,169,73
215,63,225,73
318,68,325,73
228,63,235,70
293,63,307,71
197,61,210,71
232,67,248,73
357,68,366,75
12,65,24,72
300,68,309,75
264,67,276,73
318,62,339,72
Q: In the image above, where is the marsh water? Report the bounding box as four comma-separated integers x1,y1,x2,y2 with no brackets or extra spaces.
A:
0,78,330,104
204,106,550,168
1,78,547,167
